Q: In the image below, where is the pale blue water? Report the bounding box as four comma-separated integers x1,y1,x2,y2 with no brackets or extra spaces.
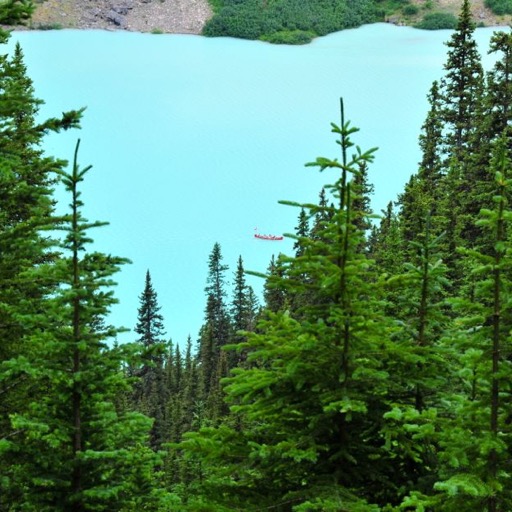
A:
6,24,502,345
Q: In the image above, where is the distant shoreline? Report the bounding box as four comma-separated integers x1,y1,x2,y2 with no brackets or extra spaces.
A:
6,0,512,39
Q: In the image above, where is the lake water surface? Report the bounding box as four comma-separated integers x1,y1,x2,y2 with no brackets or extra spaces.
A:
6,24,503,345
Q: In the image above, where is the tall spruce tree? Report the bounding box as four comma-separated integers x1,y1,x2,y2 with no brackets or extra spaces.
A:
173,102,409,510
398,1,485,291
230,256,258,341
198,243,231,401
380,216,452,503
262,254,287,312
438,0,486,285
0,35,82,453
351,161,374,241
439,0,483,163
486,31,512,140
310,186,334,242
132,270,168,449
1,141,170,511
287,207,314,313
134,270,166,357
293,208,310,257
368,201,402,277
398,81,445,254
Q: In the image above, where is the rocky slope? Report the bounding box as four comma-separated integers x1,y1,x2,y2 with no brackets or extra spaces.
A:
29,0,212,34
427,0,511,26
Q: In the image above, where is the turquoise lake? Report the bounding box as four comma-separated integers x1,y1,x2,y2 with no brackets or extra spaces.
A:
6,24,504,345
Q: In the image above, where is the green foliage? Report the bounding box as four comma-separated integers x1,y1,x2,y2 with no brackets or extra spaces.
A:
8,0,512,508
230,255,259,340
1,141,171,510
203,0,380,43
0,0,34,26
261,29,316,45
415,12,458,29
485,0,512,15
434,473,493,498
427,136,512,512
130,270,169,449
0,37,83,496
34,22,63,30
134,270,167,355
402,4,419,15
198,243,231,399
172,102,418,509
399,0,485,291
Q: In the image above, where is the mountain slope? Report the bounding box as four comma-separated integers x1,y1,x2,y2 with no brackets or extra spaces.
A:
22,0,512,36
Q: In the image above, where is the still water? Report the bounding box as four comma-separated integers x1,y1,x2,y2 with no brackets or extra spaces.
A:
6,23,503,345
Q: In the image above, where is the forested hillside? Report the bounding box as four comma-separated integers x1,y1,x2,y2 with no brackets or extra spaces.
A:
23,0,512,42
201,0,508,42
3,0,512,509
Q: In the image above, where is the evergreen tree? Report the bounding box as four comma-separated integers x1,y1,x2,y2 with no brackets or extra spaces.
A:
437,0,486,284
1,141,170,511
164,335,202,490
486,31,512,140
262,254,287,312
165,341,180,397
351,161,374,240
404,133,512,512
174,102,406,510
0,0,34,26
398,81,445,253
381,217,451,502
368,201,402,278
203,243,230,348
134,270,166,358
418,81,444,184
398,1,485,291
165,336,203,492
182,336,199,434
230,255,258,346
465,31,512,246
310,186,334,241
132,270,168,449
439,0,483,163
198,243,231,399
287,207,315,314
0,36,82,452
293,208,310,257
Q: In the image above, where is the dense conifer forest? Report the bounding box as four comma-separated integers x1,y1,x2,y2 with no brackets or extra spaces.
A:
203,0,381,44
3,0,512,509
203,0,458,44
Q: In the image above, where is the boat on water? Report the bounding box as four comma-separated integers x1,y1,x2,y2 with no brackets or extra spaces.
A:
254,233,283,241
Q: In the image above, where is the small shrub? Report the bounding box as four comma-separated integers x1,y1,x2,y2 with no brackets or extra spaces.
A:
35,22,63,30
261,29,316,44
151,28,164,34
415,11,457,29
402,4,419,15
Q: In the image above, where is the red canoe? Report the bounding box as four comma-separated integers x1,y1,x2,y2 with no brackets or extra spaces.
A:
254,233,283,241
